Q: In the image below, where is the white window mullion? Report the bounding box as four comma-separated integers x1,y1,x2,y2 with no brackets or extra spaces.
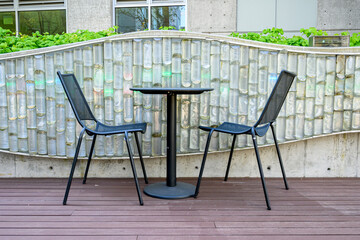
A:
148,1,151,30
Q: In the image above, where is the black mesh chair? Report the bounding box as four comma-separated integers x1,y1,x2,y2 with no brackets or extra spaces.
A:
194,70,296,210
57,71,148,205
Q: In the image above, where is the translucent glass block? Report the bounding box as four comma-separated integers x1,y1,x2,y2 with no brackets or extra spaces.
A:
336,55,345,79
133,65,143,87
248,83,257,96
134,105,143,123
104,41,112,60
230,63,239,90
124,95,134,123
182,39,191,61
297,54,306,81
191,58,201,85
314,118,323,135
277,51,288,72
182,62,191,87
104,98,114,122
229,89,239,116
189,128,199,151
248,62,258,84
334,95,344,111
104,60,113,83
163,38,172,65
325,73,335,97
133,39,143,66
150,64,161,86
295,111,305,139
316,57,326,83
247,96,257,124
190,99,199,127
152,38,162,64
210,80,220,106
192,40,201,57
323,113,333,133
287,53,297,74
333,111,343,132
64,51,74,73
239,67,249,94
28,129,37,154
346,56,355,75
113,63,123,90
219,106,228,124
275,117,286,142
143,40,152,69
93,44,104,66
258,50,268,69
123,55,133,81
201,66,210,88
200,92,210,121
258,69,267,94
220,60,229,81
315,84,325,107
306,54,316,79
95,135,105,157
305,98,315,119
94,67,104,92
180,128,189,152
172,55,181,74
201,41,211,67
113,41,123,62
209,106,219,126
343,110,352,130
211,47,220,79
18,138,28,152
306,76,316,98
238,94,248,115
352,111,360,129
37,132,47,155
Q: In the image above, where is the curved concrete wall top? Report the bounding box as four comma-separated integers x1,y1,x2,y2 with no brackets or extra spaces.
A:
0,31,360,159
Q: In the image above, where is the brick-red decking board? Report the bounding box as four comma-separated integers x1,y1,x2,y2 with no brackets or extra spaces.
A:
0,177,359,239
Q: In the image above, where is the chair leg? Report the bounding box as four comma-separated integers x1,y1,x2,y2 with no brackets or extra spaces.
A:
194,129,214,198
124,131,144,206
134,132,148,184
224,134,237,181
83,134,97,184
63,128,86,205
270,124,289,190
251,128,271,210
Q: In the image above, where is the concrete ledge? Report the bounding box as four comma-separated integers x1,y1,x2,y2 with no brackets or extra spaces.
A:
1,132,358,178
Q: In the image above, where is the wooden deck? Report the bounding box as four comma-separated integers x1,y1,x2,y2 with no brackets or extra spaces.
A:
0,177,359,239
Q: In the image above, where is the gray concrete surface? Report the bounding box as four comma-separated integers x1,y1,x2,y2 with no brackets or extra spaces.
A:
1,132,358,178
317,0,360,34
66,0,113,33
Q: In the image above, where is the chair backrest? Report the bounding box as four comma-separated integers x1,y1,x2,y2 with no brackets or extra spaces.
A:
255,70,296,127
57,72,96,126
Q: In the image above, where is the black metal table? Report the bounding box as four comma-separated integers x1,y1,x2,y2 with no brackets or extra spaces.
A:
130,87,213,199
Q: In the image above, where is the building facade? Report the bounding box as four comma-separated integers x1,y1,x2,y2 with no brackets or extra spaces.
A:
0,0,360,35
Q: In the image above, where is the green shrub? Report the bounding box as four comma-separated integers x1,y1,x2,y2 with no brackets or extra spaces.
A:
230,27,360,47
0,26,118,54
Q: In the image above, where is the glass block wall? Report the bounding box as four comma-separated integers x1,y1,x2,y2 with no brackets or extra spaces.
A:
0,31,359,158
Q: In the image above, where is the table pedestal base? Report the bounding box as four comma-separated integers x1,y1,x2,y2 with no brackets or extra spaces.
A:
144,182,195,199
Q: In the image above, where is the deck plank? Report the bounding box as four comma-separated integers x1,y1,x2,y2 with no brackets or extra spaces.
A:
0,178,359,239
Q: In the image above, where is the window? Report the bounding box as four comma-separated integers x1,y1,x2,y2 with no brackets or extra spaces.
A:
0,0,66,35
115,0,186,33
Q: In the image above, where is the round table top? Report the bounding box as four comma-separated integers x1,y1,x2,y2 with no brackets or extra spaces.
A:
130,87,214,95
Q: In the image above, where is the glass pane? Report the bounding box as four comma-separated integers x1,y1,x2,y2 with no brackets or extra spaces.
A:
19,10,66,35
115,7,148,33
0,12,16,32
151,6,185,30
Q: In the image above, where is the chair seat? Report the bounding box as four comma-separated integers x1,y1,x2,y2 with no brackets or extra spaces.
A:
200,122,270,137
93,122,147,135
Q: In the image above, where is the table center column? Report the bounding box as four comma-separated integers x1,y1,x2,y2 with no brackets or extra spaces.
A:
167,92,177,187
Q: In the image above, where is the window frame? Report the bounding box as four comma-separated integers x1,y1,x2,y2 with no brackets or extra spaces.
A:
0,0,67,34
113,0,187,32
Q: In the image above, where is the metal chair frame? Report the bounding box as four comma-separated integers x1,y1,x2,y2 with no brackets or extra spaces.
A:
194,70,296,210
57,71,148,205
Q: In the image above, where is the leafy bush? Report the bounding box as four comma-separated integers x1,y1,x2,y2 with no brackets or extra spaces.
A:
0,26,118,54
230,27,360,47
